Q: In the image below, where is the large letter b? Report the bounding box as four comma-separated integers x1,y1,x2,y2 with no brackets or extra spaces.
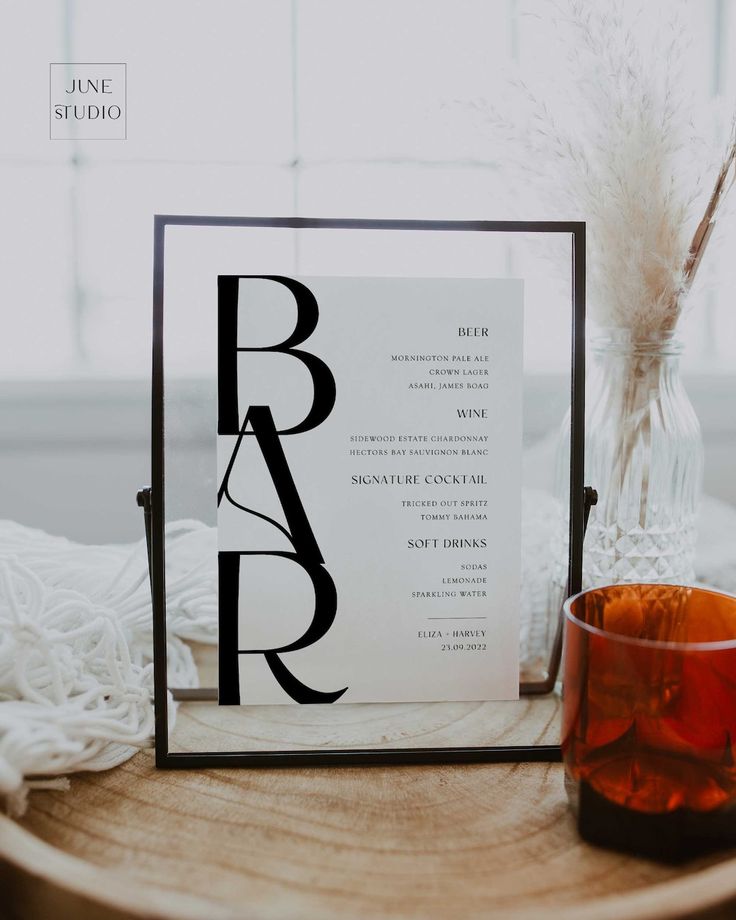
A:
218,275,337,436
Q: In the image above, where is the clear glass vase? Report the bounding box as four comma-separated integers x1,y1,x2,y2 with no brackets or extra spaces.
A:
583,328,703,586
524,328,704,681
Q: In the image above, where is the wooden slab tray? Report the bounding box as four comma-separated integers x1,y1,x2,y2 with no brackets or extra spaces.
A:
3,697,736,920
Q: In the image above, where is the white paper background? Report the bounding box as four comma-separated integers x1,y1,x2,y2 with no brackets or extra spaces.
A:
218,276,523,704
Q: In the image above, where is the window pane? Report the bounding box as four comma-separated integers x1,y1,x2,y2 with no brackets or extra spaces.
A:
298,0,512,160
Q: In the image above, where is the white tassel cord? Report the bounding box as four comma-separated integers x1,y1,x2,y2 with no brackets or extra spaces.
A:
0,520,217,816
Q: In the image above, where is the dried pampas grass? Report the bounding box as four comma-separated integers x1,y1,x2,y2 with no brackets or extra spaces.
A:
482,0,735,340
684,128,736,291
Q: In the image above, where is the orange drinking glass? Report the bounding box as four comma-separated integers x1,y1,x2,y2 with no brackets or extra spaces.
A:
562,584,736,860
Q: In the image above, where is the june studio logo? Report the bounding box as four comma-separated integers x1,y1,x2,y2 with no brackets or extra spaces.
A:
49,63,126,140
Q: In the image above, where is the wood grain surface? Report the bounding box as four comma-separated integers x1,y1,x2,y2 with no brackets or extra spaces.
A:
3,693,736,920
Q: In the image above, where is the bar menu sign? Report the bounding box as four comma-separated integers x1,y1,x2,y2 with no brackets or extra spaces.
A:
217,276,523,706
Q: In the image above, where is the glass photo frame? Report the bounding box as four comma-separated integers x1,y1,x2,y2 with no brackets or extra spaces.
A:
144,216,587,767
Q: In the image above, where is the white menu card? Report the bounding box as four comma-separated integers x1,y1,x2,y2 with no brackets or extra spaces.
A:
217,276,523,705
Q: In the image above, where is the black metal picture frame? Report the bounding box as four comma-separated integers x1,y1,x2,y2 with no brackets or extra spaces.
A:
142,215,587,768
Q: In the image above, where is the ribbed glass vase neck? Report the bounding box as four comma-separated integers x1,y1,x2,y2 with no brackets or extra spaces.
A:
591,327,683,358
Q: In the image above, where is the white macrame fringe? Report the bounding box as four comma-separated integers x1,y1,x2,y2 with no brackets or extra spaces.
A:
0,519,217,816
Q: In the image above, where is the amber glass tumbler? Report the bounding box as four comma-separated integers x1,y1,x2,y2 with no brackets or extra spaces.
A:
562,584,736,860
